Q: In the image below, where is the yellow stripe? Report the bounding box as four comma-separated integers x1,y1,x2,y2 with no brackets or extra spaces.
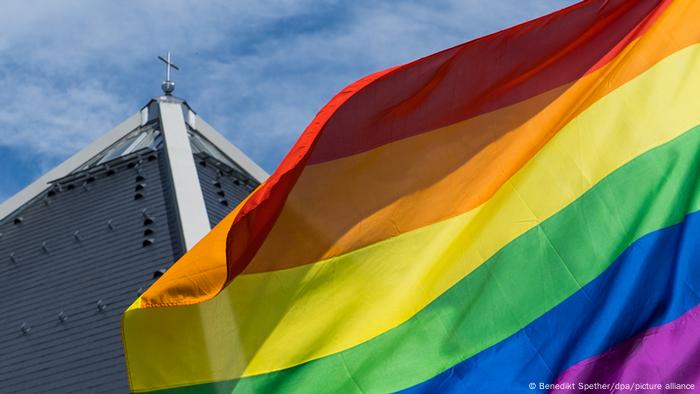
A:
126,297,141,312
124,42,700,393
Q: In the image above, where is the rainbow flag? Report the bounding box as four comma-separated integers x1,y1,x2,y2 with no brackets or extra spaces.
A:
122,0,700,392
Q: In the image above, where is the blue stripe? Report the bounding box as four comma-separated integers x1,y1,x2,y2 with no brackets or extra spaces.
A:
403,209,700,393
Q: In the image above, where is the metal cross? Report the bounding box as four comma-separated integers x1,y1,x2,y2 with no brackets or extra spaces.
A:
158,51,179,81
158,52,179,95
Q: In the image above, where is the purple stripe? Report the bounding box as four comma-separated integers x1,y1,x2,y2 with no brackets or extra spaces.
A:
551,305,700,393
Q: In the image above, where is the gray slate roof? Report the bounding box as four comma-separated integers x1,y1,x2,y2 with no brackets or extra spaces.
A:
196,153,257,227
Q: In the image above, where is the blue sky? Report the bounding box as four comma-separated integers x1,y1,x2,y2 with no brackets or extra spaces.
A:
0,0,577,202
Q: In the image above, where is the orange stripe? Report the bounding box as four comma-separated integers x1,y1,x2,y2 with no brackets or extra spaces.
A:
242,1,700,274
139,191,254,307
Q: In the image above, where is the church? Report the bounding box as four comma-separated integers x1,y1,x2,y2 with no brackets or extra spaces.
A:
0,55,267,392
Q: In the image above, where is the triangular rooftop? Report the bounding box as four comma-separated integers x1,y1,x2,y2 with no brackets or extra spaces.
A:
0,89,267,392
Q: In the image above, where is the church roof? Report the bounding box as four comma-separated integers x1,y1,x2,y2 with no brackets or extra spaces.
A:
0,94,266,392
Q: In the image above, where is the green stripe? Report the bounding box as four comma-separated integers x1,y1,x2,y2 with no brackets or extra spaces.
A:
149,123,700,394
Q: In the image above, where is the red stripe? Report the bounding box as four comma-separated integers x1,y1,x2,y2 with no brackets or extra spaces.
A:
224,0,669,282
307,0,666,165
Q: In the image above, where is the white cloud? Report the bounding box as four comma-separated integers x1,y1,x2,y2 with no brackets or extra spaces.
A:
0,0,576,182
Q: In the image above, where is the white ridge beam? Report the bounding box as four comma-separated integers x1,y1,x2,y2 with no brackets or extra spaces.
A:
159,101,211,250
